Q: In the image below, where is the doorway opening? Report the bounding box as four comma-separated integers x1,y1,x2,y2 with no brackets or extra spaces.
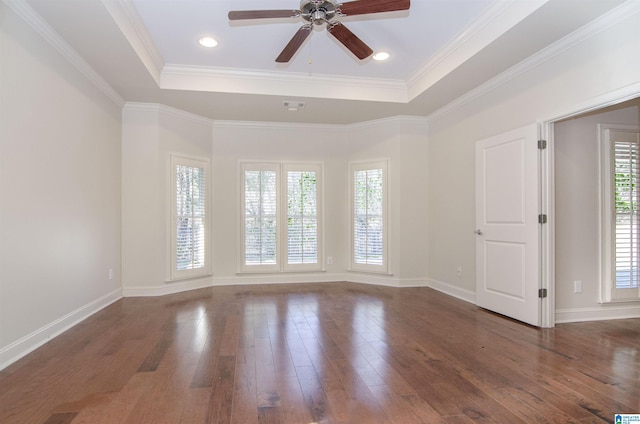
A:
542,94,640,326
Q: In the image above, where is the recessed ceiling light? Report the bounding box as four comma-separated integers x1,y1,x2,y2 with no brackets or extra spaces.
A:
198,37,218,48
372,52,390,61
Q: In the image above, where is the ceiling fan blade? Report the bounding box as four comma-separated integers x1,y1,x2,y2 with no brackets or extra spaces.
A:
276,26,312,63
228,10,299,20
327,22,373,60
338,0,410,16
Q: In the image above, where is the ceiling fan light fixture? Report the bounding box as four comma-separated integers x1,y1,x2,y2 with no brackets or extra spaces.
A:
373,51,390,61
198,36,218,48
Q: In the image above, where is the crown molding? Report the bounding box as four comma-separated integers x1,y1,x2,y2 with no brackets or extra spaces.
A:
212,118,343,132
347,115,428,131
124,102,213,127
212,114,428,132
101,0,164,86
427,0,640,122
406,0,550,101
2,0,125,107
161,64,408,103
125,102,427,131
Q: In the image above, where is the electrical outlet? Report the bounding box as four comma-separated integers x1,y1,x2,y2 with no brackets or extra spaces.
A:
108,268,113,280
327,256,333,265
573,280,582,293
456,266,463,278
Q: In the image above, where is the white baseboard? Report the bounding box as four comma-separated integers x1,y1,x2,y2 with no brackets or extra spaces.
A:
221,273,428,289
123,276,215,297
398,278,430,288
0,288,122,371
213,273,348,287
122,273,431,297
123,273,350,297
345,273,399,287
555,303,640,323
427,278,477,304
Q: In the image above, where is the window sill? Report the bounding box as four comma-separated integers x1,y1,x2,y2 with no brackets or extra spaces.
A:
237,268,326,275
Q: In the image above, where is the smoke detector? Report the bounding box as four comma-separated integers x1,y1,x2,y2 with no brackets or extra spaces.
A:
283,100,306,111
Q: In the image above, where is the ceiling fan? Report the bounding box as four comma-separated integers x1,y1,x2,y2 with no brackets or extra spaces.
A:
228,0,410,63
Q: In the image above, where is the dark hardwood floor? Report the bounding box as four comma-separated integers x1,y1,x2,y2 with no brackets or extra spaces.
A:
1,282,638,423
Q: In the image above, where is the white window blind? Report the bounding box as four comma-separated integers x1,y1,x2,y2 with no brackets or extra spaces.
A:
240,162,322,272
351,161,387,272
244,169,278,266
171,156,210,280
287,170,318,265
600,125,640,302
613,139,640,290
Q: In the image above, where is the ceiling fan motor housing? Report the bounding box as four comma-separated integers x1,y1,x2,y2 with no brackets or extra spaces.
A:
300,0,337,25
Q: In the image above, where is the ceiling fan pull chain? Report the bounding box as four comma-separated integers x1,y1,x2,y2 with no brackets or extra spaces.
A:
308,37,314,76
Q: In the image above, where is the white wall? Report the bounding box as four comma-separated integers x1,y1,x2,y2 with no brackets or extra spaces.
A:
347,119,429,285
427,5,640,318
121,108,429,295
121,104,213,295
210,121,350,283
554,100,640,316
0,4,122,368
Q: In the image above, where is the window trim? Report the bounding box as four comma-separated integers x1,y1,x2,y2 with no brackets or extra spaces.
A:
169,154,211,281
349,159,389,274
599,124,640,303
239,161,324,273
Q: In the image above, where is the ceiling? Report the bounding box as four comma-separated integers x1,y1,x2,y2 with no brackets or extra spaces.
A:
20,0,628,124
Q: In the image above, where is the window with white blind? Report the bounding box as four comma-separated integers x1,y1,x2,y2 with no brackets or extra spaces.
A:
350,160,388,273
243,165,279,269
171,155,210,280
285,166,320,269
600,125,640,302
240,162,323,272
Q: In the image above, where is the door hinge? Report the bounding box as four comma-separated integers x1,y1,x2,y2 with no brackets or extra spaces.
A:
538,214,548,224
538,288,548,298
538,139,547,150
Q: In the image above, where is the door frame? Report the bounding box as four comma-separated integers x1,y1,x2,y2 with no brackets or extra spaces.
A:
539,82,640,328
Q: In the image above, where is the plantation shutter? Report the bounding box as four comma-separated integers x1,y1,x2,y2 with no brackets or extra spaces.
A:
287,170,318,265
172,156,209,279
614,138,640,289
244,169,278,266
353,167,384,266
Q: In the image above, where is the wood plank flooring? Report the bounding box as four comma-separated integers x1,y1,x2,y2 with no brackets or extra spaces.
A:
1,282,638,423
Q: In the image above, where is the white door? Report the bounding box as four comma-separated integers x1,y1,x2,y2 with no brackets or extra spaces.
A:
475,124,541,326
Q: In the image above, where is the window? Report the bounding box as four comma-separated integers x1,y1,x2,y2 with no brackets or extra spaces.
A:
171,155,210,280
243,165,279,268
286,166,319,268
600,125,640,302
350,160,388,273
240,162,323,272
